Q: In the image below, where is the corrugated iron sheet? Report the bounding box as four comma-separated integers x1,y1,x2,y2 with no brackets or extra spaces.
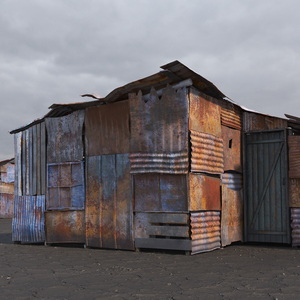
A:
189,87,222,138
0,162,14,183
243,111,288,132
221,173,243,191
12,195,45,243
85,100,130,156
47,161,85,210
190,130,224,174
289,179,300,207
45,210,85,244
129,152,188,174
291,208,300,247
129,86,189,153
189,174,221,211
46,110,84,163
222,125,242,172
0,193,14,218
288,135,300,178
134,174,188,212
14,123,46,196
85,154,134,250
221,185,243,247
190,211,221,254
221,107,242,130
135,212,191,251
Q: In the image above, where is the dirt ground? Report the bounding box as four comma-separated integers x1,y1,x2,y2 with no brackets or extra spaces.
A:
0,219,300,300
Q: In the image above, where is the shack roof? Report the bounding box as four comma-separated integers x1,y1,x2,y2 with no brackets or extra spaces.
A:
0,158,14,167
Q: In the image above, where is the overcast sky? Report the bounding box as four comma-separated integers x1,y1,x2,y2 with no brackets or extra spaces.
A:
1,0,300,160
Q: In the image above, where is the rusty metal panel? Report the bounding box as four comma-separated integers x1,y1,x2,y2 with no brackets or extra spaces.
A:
47,162,85,210
243,111,287,132
189,173,221,211
189,87,222,138
129,86,189,153
289,179,300,207
288,136,300,178
0,182,14,194
129,152,189,174
190,211,221,254
190,130,224,174
85,101,130,156
221,106,242,130
222,125,242,172
0,193,14,218
85,154,134,250
0,163,14,183
134,174,188,212
291,208,300,247
221,173,243,191
12,195,45,243
221,185,243,247
45,210,85,243
14,132,22,196
135,212,191,251
46,110,84,163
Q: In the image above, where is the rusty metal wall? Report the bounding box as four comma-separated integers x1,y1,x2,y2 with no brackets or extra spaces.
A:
190,211,221,254
45,210,85,243
12,195,45,243
288,135,300,178
221,174,243,246
0,193,14,218
189,173,221,211
291,208,300,247
14,123,46,196
85,154,134,250
189,87,222,138
243,111,288,132
190,130,224,174
221,106,242,130
222,125,242,172
134,174,188,212
129,152,188,174
135,212,191,251
129,86,189,153
47,162,85,210
85,101,130,156
45,110,84,163
289,179,300,207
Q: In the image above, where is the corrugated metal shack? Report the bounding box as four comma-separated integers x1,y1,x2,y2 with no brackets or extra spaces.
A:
0,158,15,218
10,60,300,253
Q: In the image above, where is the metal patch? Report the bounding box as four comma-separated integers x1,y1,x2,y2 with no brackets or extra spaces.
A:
134,174,188,212
221,173,243,191
221,107,242,130
45,210,85,244
289,179,300,207
291,208,300,247
288,136,300,178
129,151,189,174
46,110,84,163
12,195,45,243
221,186,243,247
222,125,242,172
129,86,189,153
189,174,221,211
85,100,130,156
0,193,14,218
190,130,224,174
85,154,134,250
189,87,222,138
190,211,221,254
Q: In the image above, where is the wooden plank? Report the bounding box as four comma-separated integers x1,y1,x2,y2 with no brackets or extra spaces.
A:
135,238,191,251
147,225,189,237
149,213,189,224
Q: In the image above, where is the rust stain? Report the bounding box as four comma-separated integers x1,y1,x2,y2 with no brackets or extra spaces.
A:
221,106,242,130
289,178,300,207
288,136,300,178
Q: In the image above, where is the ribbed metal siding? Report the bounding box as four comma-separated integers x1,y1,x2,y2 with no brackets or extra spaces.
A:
129,152,189,174
0,193,14,218
244,130,290,243
291,208,300,247
288,136,300,178
221,107,242,130
190,130,224,174
221,173,243,191
190,211,221,254
12,195,45,243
